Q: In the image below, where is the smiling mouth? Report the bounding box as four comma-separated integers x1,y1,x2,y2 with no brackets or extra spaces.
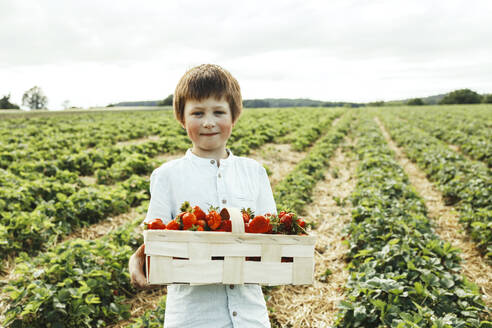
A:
201,132,219,136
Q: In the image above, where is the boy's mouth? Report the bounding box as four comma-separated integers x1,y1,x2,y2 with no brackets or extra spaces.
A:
200,132,219,136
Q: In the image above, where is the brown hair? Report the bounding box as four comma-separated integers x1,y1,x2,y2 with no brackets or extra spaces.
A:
173,64,242,124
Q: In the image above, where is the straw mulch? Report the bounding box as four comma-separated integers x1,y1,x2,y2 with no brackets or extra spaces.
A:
249,143,306,187
266,139,358,327
108,287,167,328
375,117,492,310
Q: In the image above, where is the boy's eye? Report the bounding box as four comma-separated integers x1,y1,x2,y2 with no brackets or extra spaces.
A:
214,111,226,115
192,112,203,116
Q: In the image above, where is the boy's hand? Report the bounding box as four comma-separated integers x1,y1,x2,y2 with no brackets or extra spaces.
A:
129,244,159,289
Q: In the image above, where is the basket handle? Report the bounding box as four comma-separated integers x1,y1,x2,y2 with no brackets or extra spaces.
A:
220,207,244,234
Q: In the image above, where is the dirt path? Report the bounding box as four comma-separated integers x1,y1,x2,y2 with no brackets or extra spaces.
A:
249,144,306,187
117,135,161,147
375,117,492,309
266,139,357,327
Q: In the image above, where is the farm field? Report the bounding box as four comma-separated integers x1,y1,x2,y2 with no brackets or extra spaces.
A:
0,105,491,327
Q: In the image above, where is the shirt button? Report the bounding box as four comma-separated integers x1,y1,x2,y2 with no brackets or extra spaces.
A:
222,199,227,204
218,173,222,178
229,285,234,289
232,311,237,317
210,160,215,164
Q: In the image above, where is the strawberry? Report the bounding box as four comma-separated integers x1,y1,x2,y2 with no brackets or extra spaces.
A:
217,219,232,232
146,218,166,230
206,210,222,230
182,212,197,230
241,208,254,223
166,219,180,230
193,205,206,220
279,211,286,218
248,215,270,233
196,219,207,230
280,213,293,229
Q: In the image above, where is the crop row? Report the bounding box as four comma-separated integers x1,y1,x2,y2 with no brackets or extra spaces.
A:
277,108,343,151
380,113,492,259
394,107,491,167
0,174,149,264
335,113,488,327
274,111,352,213
0,111,180,168
2,202,148,328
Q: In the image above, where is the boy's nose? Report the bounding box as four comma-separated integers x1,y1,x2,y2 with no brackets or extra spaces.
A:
203,119,215,128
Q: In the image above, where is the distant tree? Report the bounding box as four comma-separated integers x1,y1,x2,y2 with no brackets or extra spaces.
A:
0,94,20,109
439,89,482,104
243,99,271,108
61,100,71,110
482,94,492,104
407,98,424,106
368,101,385,107
22,86,48,110
158,94,173,106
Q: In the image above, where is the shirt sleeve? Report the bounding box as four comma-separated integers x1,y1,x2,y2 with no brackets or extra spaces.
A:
255,164,277,215
144,167,173,224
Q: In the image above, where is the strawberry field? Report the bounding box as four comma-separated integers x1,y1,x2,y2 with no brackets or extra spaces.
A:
0,105,491,327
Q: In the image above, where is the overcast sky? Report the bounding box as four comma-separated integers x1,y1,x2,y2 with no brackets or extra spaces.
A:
1,0,492,110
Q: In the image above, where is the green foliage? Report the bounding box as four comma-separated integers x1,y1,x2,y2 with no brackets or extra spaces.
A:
0,94,20,109
482,94,492,104
334,114,488,327
158,94,173,106
439,89,482,104
406,98,424,106
274,112,352,213
126,296,167,328
368,101,385,107
2,219,144,327
22,86,48,110
381,113,492,258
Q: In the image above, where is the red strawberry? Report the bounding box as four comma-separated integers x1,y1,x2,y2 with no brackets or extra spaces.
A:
146,218,166,230
241,208,254,223
166,219,180,230
193,205,206,220
248,215,270,233
280,213,293,229
217,220,232,232
196,219,207,229
206,210,222,230
182,212,197,230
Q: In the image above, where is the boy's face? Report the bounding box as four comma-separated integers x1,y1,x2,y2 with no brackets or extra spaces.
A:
182,96,233,158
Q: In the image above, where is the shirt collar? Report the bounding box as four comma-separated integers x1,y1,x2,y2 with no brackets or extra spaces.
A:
185,148,235,167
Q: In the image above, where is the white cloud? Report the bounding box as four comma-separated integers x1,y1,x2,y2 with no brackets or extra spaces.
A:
1,0,492,108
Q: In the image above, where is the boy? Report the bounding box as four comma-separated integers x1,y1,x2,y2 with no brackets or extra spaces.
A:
129,64,276,327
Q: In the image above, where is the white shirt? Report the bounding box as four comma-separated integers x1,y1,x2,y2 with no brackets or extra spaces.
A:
145,149,276,328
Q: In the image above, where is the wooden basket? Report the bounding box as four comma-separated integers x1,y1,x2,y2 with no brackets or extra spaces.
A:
144,208,316,286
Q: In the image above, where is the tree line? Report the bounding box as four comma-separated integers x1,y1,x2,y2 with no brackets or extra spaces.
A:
2,87,492,110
